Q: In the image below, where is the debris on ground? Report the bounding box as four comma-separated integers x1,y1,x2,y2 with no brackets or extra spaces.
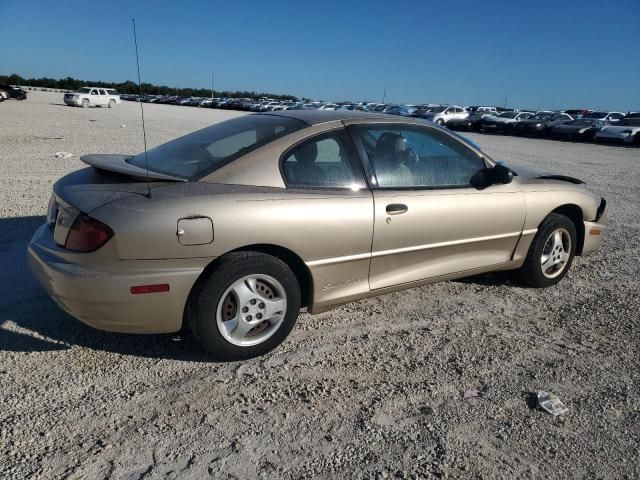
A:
464,388,482,399
54,152,74,159
537,391,569,416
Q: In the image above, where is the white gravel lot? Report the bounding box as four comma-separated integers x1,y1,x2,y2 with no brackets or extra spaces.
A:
0,91,638,479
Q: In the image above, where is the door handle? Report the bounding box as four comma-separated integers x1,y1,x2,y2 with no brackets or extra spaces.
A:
386,203,408,215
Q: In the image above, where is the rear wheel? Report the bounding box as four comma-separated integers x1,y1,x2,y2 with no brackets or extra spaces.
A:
634,133,640,147
81,98,89,108
187,252,301,361
518,213,576,288
108,99,116,108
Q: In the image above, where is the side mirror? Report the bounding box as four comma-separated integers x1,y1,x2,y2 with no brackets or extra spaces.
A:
471,162,514,189
492,162,514,184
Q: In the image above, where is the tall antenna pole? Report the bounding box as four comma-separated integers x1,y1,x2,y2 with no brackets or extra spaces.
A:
132,18,151,198
382,88,386,104
211,72,214,99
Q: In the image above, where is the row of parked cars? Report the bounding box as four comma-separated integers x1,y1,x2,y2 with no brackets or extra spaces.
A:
116,92,639,146
0,84,27,102
441,107,640,146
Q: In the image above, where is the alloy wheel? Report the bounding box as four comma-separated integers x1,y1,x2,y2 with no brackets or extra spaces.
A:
216,274,287,347
540,228,571,278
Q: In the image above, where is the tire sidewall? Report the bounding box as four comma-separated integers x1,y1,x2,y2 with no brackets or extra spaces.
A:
521,214,577,287
190,253,301,361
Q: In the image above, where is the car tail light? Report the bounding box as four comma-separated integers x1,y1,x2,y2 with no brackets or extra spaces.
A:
65,214,114,252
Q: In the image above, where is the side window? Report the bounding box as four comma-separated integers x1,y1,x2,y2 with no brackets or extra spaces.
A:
99,89,107,95
282,130,364,189
90,89,98,95
354,125,485,188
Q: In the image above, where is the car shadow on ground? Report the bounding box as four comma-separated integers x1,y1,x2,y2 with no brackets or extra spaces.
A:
0,215,213,362
454,270,526,288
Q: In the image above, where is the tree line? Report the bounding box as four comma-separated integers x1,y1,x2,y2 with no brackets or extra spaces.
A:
0,73,299,101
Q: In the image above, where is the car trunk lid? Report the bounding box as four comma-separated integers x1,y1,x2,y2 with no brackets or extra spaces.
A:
49,155,183,247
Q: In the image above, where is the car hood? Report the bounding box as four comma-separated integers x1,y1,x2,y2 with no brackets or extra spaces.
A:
600,125,640,133
485,116,513,123
551,124,585,131
509,164,584,184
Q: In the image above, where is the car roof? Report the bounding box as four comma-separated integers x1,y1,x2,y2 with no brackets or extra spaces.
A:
263,110,390,125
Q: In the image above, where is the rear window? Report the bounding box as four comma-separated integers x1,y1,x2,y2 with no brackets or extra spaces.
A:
127,114,306,179
106,89,118,95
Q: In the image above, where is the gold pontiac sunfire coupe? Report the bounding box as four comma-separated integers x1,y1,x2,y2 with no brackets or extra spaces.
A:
28,111,607,360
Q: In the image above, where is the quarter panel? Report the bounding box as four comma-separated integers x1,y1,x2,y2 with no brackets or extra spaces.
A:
92,183,375,310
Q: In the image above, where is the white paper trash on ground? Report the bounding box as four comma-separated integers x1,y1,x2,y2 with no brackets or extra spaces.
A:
537,391,569,416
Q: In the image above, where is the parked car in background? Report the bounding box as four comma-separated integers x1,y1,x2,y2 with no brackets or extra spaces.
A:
513,112,574,137
564,109,593,119
548,118,608,141
467,106,498,115
63,87,121,108
416,105,468,126
583,111,625,123
447,110,498,131
28,110,607,360
594,115,640,145
0,84,27,101
479,111,534,133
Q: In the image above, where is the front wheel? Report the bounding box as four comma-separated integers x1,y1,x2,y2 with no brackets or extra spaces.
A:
517,213,576,288
187,252,301,361
81,98,89,108
436,118,445,126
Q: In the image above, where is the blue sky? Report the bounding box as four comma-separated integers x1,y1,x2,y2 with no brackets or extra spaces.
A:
1,0,639,110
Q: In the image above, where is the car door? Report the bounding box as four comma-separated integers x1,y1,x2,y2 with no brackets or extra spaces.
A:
452,107,466,121
443,107,455,122
100,89,111,105
348,122,526,290
89,88,100,106
279,127,374,308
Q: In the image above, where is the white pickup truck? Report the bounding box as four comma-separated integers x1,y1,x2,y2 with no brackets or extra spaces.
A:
64,87,121,108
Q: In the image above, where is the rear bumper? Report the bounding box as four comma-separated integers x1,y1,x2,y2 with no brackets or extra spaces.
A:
27,224,210,333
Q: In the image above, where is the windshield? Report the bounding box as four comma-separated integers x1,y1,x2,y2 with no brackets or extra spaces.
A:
127,114,306,179
584,112,607,118
78,87,92,93
430,106,447,113
531,113,554,121
499,112,518,119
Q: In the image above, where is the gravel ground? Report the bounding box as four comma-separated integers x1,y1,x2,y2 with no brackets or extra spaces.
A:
1,91,638,480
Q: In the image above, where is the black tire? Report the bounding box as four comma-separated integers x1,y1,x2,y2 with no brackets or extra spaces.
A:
81,98,89,108
436,118,445,126
108,99,116,108
633,133,640,147
517,213,577,288
0,92,5,102
187,252,301,361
